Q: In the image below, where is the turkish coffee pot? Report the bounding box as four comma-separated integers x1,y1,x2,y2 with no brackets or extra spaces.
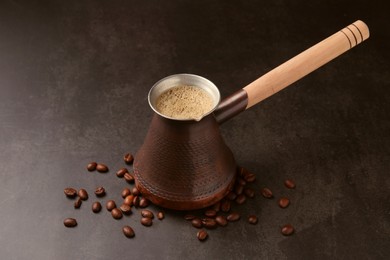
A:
134,21,369,210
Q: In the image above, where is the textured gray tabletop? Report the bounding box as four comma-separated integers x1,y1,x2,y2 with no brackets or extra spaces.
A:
1,0,389,259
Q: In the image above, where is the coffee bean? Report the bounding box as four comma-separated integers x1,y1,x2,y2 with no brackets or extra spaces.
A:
204,209,217,218
124,195,134,206
96,163,109,173
141,210,154,219
197,230,208,241
64,218,77,227
215,215,228,227
139,197,149,208
244,188,255,198
106,200,116,211
111,208,123,219
124,172,135,183
116,168,128,178
120,204,132,215
74,197,82,209
94,187,105,197
261,187,273,199
121,188,131,198
235,194,246,205
131,187,140,196
281,224,294,236
284,179,296,189
226,191,237,201
244,172,256,183
212,201,221,212
132,196,140,207
87,162,97,171
227,212,240,222
124,153,134,165
141,217,153,227
78,189,88,200
221,200,231,212
202,218,217,229
278,197,290,208
234,184,244,195
184,214,196,221
64,187,77,198
237,177,247,186
239,167,256,183
122,225,135,238
191,218,203,228
92,201,102,213
157,211,164,220
248,215,258,225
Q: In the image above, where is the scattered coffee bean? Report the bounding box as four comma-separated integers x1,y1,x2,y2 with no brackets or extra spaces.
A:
191,218,203,228
92,201,102,213
122,225,135,238
215,215,228,227
94,187,105,197
96,163,109,173
212,201,221,212
281,224,294,236
87,162,97,171
141,210,154,219
227,212,240,222
237,177,247,186
235,194,246,205
106,200,116,211
221,200,231,212
64,218,77,227
157,211,164,220
278,197,290,208
202,218,217,229
74,197,82,209
244,188,255,198
78,189,88,201
248,215,258,225
284,179,296,189
139,197,149,208
261,187,273,199
204,209,217,218
124,195,134,206
131,187,140,196
124,153,134,165
64,187,77,198
124,172,135,183
184,214,196,221
226,191,237,201
111,208,123,219
116,168,128,178
244,172,256,183
121,188,131,198
197,229,208,241
141,217,153,227
120,203,132,215
132,196,140,207
234,184,244,195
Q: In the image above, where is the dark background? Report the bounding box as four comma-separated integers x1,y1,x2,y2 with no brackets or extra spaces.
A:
0,0,389,259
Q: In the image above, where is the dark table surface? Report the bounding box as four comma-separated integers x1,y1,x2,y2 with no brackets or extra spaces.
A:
1,0,389,259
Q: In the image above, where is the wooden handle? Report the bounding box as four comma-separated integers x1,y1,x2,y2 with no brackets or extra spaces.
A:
243,20,369,108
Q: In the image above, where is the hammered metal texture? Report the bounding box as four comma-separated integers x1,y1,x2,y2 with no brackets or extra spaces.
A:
134,114,236,209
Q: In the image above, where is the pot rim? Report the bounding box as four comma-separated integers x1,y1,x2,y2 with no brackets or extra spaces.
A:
148,73,221,121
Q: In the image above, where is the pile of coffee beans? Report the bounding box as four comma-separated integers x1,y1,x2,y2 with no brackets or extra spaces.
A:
63,152,297,241
179,167,297,241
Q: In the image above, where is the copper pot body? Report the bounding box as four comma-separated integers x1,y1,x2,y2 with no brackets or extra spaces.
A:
134,114,236,210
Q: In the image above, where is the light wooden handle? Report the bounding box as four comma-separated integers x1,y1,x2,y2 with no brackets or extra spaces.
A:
243,20,369,108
